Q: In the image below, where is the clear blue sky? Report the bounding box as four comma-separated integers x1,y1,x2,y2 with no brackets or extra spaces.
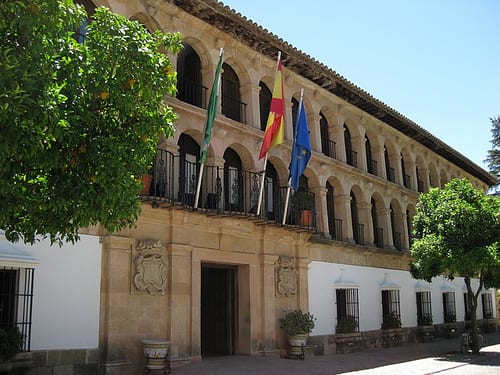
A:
220,0,499,171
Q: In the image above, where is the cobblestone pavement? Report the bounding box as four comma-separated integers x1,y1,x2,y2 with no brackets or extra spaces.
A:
171,332,500,375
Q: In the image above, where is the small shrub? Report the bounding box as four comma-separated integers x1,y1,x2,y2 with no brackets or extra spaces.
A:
0,326,24,361
417,314,433,326
279,310,315,336
336,315,359,334
382,311,401,329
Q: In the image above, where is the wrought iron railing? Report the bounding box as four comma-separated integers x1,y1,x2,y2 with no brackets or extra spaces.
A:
222,94,247,124
325,140,337,159
140,149,316,230
353,222,364,245
330,218,343,241
387,167,396,183
403,174,411,189
176,77,208,109
392,231,402,251
368,159,378,176
374,227,384,248
346,150,358,168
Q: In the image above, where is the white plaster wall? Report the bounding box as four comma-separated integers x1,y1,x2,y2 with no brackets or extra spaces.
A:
308,261,495,336
27,234,101,350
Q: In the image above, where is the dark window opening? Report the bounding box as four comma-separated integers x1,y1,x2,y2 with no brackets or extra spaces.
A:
177,44,206,108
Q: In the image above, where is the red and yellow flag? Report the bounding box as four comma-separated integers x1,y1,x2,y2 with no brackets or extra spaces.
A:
259,58,285,159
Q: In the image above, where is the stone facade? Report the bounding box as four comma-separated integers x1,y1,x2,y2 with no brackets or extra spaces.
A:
72,1,497,374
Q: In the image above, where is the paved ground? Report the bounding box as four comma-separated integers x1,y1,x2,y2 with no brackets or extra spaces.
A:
171,331,500,374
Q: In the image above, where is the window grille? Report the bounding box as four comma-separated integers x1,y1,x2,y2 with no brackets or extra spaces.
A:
442,292,456,323
336,288,359,333
381,289,401,328
0,266,34,351
416,291,432,325
481,293,494,319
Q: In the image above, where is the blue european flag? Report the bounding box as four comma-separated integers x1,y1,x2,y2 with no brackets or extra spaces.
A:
288,100,311,191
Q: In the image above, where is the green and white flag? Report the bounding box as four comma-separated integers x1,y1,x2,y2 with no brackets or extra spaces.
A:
199,50,223,164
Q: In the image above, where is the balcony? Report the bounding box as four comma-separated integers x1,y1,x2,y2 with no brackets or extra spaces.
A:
140,149,316,230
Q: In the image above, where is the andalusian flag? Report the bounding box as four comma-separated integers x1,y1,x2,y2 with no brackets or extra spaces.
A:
200,51,223,163
258,56,285,159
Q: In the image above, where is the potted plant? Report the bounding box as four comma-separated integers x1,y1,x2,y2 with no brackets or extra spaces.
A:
291,191,314,226
381,311,401,330
336,315,359,334
0,326,24,371
279,310,315,357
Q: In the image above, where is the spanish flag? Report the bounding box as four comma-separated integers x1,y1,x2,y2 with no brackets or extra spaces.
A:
259,56,285,159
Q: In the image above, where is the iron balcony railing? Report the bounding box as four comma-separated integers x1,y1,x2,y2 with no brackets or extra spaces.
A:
353,222,364,245
346,150,358,168
141,149,316,230
325,140,337,160
222,94,247,124
403,174,411,189
374,227,384,248
329,218,343,241
386,167,396,183
368,159,378,176
392,231,402,251
176,77,208,109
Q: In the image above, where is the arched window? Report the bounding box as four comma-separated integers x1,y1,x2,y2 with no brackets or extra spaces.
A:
390,204,402,250
178,134,200,205
222,63,243,122
263,162,279,220
365,136,376,175
259,82,272,131
223,148,242,212
177,44,204,108
319,112,335,158
327,182,341,240
371,198,383,248
344,125,356,167
291,97,299,135
385,146,395,182
350,192,363,245
401,153,410,189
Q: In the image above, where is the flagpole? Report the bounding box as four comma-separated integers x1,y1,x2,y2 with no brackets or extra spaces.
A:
256,154,268,216
256,51,282,217
194,48,223,209
282,88,304,225
194,162,204,209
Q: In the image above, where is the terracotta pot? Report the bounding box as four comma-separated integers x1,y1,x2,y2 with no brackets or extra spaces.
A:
299,210,313,227
141,174,153,196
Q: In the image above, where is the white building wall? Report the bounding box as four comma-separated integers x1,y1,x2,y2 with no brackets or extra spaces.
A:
0,234,102,350
308,261,495,336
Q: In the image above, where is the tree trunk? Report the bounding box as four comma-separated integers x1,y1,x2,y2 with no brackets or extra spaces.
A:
465,276,481,354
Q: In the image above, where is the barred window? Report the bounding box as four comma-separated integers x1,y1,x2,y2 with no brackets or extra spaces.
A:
481,293,494,319
381,289,401,329
442,292,456,323
464,293,471,321
416,291,432,325
335,288,359,333
0,266,34,351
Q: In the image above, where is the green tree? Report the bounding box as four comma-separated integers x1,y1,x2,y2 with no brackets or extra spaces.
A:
410,178,500,353
486,116,500,193
0,1,183,244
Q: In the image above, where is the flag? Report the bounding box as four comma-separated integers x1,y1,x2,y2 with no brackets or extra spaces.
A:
258,58,285,159
288,99,311,191
200,51,223,163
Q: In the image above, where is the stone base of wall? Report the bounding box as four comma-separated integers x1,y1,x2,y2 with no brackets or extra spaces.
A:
8,349,100,375
312,328,419,355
